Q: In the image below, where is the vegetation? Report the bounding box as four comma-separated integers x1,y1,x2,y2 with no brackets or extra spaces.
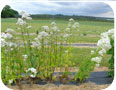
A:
1,11,114,90
1,5,19,18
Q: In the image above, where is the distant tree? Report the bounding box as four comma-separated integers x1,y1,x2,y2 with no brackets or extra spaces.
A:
1,5,19,18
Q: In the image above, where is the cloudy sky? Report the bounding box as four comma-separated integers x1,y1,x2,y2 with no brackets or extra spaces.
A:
7,1,114,18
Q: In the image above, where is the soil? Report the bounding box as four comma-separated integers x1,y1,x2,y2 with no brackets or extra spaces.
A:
7,82,110,90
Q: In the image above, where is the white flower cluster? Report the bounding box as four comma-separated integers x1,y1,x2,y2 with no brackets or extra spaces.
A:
63,34,71,38
64,18,79,40
51,22,60,32
26,67,37,78
9,79,13,84
37,31,49,40
1,38,7,47
16,11,32,26
16,18,27,26
42,26,49,31
51,22,57,26
1,32,13,39
91,29,114,67
91,50,94,55
6,28,15,34
20,11,32,20
1,28,18,49
68,18,80,29
32,39,41,48
91,57,102,64
69,18,74,22
97,29,114,53
72,22,80,29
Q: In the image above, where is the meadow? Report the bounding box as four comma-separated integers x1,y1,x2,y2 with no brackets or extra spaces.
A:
1,18,113,67
1,18,114,43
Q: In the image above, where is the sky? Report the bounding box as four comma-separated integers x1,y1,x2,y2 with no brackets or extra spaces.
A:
7,1,114,18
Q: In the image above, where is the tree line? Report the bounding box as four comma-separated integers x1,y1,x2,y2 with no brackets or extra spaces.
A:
1,5,114,22
1,5,19,18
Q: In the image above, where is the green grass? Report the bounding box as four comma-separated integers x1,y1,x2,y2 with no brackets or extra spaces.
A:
71,47,111,67
1,18,112,67
1,18,114,43
1,18,114,34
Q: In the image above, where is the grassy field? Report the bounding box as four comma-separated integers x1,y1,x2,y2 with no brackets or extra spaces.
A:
71,47,110,67
1,18,113,67
1,19,114,43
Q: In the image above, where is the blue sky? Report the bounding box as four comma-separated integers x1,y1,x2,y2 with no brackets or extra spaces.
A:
7,2,114,18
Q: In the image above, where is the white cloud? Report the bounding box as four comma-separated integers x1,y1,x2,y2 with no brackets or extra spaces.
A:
6,2,114,18
96,11,114,18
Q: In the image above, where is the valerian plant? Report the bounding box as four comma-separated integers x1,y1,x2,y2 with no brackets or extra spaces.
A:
74,29,114,82
1,11,80,89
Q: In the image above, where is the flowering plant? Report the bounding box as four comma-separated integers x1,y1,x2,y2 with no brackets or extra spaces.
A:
74,29,114,82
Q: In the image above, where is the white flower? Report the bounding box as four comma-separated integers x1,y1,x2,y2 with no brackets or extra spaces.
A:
69,18,74,22
98,49,106,56
63,34,70,38
51,26,59,32
91,57,102,63
10,48,14,51
32,41,41,48
72,25,76,29
72,22,80,29
107,29,114,36
97,37,111,51
16,18,26,25
9,79,13,84
38,31,49,40
100,29,114,39
91,50,94,55
1,38,7,47
17,27,21,30
26,67,37,78
51,22,56,26
30,75,36,78
6,28,15,34
100,32,109,39
74,22,79,26
26,67,37,73
27,25,32,29
66,28,70,32
42,26,49,31
1,33,12,39
34,38,38,41
7,42,17,47
20,11,32,20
